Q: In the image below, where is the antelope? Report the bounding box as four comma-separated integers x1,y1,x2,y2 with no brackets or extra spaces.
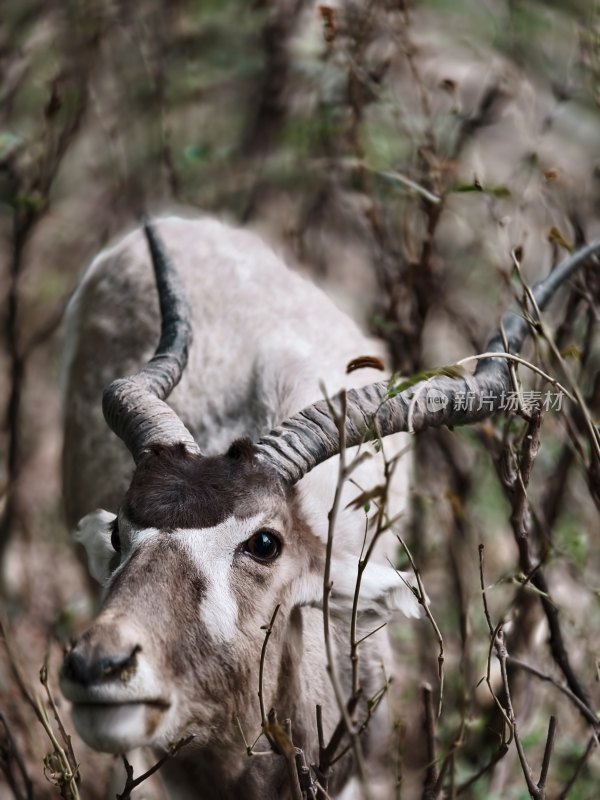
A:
59,216,595,799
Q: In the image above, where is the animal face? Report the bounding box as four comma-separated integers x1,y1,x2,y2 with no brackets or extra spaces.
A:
58,219,426,762
60,440,420,754
59,443,327,753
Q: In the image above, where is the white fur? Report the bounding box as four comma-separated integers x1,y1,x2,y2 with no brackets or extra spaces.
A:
78,506,420,629
73,509,116,584
176,521,258,644
337,778,362,800
63,215,418,796
330,559,420,618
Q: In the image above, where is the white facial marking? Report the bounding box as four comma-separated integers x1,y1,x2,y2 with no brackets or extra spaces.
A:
106,514,279,644
175,514,268,643
106,525,161,586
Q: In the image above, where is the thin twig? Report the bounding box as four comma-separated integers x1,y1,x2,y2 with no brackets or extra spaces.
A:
258,604,281,746
511,248,600,461
263,709,303,800
478,546,513,737
0,712,33,800
321,391,370,796
394,538,444,718
421,684,438,799
556,735,597,799
40,657,79,782
0,618,80,799
454,352,574,401
507,657,599,729
116,735,194,800
537,716,557,793
486,408,595,713
495,626,541,798
328,678,392,767
479,550,560,799
455,743,510,796
349,448,398,699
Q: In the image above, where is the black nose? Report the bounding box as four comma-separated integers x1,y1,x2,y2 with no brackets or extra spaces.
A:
62,644,141,687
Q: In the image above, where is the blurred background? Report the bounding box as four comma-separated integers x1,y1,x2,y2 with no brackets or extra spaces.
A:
0,0,599,797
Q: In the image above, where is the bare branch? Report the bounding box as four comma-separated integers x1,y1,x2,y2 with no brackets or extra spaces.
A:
320,391,370,797
510,248,600,461
479,552,561,799
0,618,80,799
507,657,599,729
39,658,78,784
258,604,281,747
537,716,557,794
263,709,303,800
116,735,194,800
393,539,444,718
486,408,595,713
421,684,438,800
455,743,509,796
556,736,598,800
0,712,33,800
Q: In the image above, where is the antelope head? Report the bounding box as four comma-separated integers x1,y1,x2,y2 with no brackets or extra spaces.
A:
59,221,594,755
59,223,416,754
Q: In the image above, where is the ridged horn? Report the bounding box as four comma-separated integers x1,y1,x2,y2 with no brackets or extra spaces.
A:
102,219,201,463
256,242,600,484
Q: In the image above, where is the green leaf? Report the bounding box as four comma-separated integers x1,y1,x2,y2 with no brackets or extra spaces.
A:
0,131,23,162
183,144,213,163
386,365,465,398
454,182,483,193
453,182,510,198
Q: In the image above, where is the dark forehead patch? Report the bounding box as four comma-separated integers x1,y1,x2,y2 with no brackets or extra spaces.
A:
123,442,284,530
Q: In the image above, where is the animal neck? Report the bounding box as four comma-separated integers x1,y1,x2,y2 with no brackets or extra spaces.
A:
158,606,345,800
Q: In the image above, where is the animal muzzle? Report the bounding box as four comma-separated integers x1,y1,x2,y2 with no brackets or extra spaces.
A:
62,641,141,688
59,620,172,753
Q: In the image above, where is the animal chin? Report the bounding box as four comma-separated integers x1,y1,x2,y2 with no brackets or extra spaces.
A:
70,700,170,753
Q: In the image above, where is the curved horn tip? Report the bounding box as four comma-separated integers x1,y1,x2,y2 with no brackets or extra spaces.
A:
142,216,160,249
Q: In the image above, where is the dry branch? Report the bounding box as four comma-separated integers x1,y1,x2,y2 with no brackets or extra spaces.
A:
116,735,194,800
0,713,33,800
0,619,80,799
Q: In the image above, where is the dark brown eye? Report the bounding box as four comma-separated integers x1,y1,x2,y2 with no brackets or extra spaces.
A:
110,518,121,553
244,531,280,562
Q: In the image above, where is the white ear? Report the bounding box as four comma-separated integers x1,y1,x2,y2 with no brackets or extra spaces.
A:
73,509,117,585
294,558,421,620
330,558,421,619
